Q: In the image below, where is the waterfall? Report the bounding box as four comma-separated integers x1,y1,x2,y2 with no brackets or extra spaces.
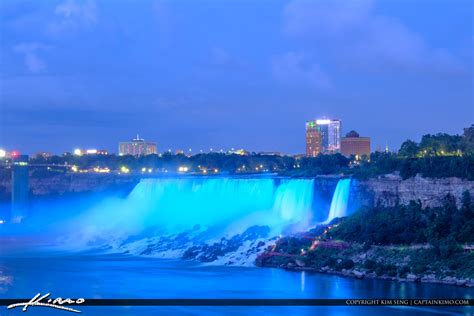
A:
64,177,316,248
5,177,354,263
323,178,351,224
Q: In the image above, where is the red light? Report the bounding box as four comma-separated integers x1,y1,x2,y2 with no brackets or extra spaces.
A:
11,151,19,157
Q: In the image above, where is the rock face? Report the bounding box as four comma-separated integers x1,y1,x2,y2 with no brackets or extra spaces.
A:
0,173,139,200
352,174,474,208
0,173,472,209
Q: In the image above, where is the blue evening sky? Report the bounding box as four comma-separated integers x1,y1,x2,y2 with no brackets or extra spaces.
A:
0,0,472,154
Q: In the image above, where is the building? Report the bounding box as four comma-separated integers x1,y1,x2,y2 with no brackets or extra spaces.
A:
258,152,283,156
119,135,157,156
305,120,322,157
306,118,342,156
228,149,250,156
11,154,29,223
341,130,371,158
73,148,109,156
35,152,52,159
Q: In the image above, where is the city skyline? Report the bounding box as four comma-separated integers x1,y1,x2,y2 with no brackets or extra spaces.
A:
0,120,472,157
1,0,473,154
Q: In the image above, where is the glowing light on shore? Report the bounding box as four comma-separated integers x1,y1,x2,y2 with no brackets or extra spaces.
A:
0,149,5,158
120,166,130,173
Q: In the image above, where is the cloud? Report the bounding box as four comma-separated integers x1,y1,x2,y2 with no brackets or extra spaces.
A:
282,0,466,75
284,0,374,38
211,47,233,66
13,43,49,73
47,0,98,35
271,52,332,89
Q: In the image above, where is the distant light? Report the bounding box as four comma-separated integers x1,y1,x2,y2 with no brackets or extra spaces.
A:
11,151,19,157
71,165,78,172
148,168,152,173
86,149,97,154
74,149,82,156
120,166,130,173
316,119,331,125
0,220,4,224
214,168,219,173
0,149,5,158
178,166,189,172
141,167,146,172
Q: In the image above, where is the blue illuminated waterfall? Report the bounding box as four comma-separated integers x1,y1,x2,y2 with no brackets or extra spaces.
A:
323,178,351,224
64,178,316,248
5,177,354,262
53,177,354,261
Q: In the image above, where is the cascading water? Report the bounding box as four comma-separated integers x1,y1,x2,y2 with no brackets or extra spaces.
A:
4,177,353,264
63,178,316,251
323,178,351,224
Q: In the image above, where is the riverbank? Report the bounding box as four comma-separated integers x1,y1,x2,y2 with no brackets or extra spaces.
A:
256,236,474,287
256,193,474,287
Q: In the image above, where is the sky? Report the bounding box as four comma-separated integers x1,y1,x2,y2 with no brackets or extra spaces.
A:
0,0,473,155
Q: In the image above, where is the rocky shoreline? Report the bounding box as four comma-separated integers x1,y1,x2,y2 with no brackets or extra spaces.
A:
255,225,474,288
281,264,474,287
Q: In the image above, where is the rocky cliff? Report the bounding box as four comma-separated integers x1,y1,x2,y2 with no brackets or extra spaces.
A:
353,174,474,208
0,173,139,200
0,173,472,208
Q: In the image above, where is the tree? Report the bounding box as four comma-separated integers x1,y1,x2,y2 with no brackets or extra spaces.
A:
399,140,419,158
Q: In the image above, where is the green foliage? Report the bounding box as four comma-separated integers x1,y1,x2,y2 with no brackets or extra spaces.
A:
331,192,474,246
363,259,376,270
335,259,354,271
399,140,419,158
274,237,312,254
398,265,411,278
330,201,428,245
303,248,339,268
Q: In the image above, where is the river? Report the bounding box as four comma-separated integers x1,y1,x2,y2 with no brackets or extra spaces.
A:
0,254,472,316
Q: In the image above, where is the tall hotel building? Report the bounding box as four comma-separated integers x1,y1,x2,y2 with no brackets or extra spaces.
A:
305,119,342,157
119,135,157,156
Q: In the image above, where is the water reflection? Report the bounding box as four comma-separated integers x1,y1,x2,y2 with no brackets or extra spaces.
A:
0,255,472,316
301,271,305,292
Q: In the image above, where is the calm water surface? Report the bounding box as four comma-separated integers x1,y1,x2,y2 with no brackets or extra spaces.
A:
0,254,472,316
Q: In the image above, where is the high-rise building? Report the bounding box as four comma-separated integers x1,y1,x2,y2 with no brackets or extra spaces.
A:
11,154,29,223
305,120,322,157
306,118,341,156
341,130,371,157
119,135,157,156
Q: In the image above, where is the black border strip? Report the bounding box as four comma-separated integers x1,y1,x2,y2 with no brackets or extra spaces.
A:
1,299,473,306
